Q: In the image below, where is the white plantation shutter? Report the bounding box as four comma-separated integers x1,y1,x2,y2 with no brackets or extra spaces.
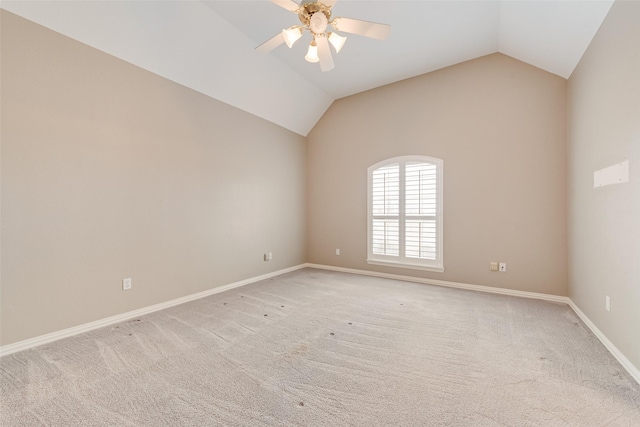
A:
368,156,443,272
405,162,437,260
371,164,400,256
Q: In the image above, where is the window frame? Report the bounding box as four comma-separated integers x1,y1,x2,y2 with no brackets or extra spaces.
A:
367,155,444,273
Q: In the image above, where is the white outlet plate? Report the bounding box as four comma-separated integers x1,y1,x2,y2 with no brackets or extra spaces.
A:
606,295,611,311
499,263,507,272
122,278,132,290
336,249,340,255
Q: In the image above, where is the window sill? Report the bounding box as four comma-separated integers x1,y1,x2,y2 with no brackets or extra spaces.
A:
366,259,445,273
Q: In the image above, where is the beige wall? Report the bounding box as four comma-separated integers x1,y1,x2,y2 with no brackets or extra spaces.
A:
307,53,567,295
568,0,640,370
9,4,636,373
0,11,307,346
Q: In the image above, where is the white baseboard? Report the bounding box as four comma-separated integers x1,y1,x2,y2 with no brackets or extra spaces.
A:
0,264,307,358
3,262,638,386
306,263,640,385
305,263,569,304
567,299,640,384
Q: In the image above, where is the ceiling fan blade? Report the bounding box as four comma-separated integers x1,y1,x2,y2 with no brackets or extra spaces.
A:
271,0,300,13
331,17,390,40
316,36,334,72
256,33,285,53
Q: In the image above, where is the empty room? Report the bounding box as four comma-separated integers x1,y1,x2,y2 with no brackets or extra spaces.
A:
1,0,639,425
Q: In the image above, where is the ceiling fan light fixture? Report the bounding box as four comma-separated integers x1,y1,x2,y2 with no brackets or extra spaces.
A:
259,0,391,71
305,40,320,63
282,26,302,48
328,32,346,53
309,11,329,34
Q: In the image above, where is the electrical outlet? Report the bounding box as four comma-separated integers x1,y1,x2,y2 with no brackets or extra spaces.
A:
122,278,132,291
336,249,341,255
499,263,507,272
268,252,272,260
264,253,272,261
490,262,498,271
606,295,611,312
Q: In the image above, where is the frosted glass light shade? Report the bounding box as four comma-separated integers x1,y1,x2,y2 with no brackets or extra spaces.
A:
283,27,302,48
305,42,319,63
328,32,346,53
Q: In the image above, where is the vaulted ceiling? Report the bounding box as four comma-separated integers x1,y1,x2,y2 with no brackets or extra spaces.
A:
2,1,614,136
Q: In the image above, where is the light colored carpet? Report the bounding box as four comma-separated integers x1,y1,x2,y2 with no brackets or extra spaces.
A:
1,268,639,426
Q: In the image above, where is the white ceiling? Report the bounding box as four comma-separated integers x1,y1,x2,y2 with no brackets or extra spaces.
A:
2,0,614,136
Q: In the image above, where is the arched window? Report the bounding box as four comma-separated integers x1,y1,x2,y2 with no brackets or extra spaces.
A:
367,156,444,272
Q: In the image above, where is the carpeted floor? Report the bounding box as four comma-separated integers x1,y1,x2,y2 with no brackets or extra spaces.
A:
1,268,639,426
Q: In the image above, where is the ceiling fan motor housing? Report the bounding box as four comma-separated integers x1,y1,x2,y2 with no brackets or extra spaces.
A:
298,1,332,29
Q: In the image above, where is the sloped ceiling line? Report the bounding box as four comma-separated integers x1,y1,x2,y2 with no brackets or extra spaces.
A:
1,0,614,136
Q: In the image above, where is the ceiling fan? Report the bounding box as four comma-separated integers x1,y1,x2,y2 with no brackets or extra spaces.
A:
256,0,391,72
